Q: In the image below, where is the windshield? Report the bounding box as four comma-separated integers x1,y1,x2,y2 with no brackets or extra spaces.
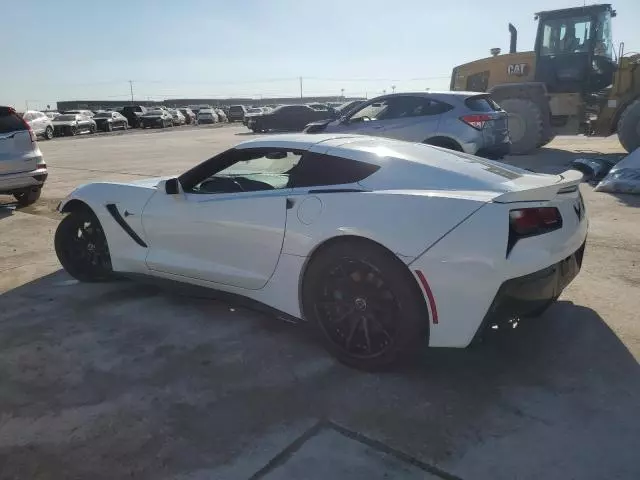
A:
540,15,592,55
247,108,262,114
93,113,111,118
229,106,244,113
54,115,76,121
147,110,164,115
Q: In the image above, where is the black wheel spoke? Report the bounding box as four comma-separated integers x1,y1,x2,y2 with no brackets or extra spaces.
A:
362,317,372,353
345,315,363,350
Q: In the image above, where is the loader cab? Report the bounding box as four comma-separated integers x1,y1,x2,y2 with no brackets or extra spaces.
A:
534,4,617,95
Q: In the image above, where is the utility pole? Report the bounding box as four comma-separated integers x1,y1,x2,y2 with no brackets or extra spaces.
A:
299,77,303,99
391,85,396,94
341,88,345,100
129,80,134,104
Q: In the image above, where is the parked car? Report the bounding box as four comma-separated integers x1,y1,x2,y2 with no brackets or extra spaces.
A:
227,105,247,122
54,133,587,369
52,114,97,136
215,108,227,122
0,106,47,206
22,110,54,140
92,111,129,132
62,109,94,118
169,109,186,126
140,109,173,128
121,105,148,128
247,105,332,132
179,108,197,124
304,92,510,159
243,107,265,126
197,108,219,124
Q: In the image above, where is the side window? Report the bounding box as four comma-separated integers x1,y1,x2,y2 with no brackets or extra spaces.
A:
349,101,388,122
185,149,303,195
289,152,380,188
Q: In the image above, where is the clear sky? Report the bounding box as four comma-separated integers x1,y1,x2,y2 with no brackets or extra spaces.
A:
4,0,639,109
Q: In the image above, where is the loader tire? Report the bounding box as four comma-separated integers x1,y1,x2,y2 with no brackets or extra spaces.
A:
500,98,544,155
617,98,640,153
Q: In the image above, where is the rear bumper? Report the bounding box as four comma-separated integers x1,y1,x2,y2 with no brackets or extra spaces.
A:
0,168,48,194
473,241,585,342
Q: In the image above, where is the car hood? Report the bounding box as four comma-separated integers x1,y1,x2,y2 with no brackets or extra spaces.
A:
306,118,334,127
129,176,171,188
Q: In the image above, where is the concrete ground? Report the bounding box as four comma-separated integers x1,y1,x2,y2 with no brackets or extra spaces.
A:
0,126,638,479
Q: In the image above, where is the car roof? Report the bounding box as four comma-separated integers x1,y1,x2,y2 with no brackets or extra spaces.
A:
235,134,533,193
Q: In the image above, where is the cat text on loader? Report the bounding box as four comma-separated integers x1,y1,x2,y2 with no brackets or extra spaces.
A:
450,4,640,154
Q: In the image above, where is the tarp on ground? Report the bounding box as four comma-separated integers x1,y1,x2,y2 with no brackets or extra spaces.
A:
595,147,640,194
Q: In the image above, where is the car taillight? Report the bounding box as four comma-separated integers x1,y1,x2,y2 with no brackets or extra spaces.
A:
507,207,563,255
460,113,493,130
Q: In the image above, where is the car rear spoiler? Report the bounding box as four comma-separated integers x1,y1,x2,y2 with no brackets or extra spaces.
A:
492,169,583,203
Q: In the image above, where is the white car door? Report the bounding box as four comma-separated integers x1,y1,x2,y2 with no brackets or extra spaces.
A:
141,148,300,290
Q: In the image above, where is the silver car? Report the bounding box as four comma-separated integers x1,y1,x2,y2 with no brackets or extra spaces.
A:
304,92,510,159
0,106,47,206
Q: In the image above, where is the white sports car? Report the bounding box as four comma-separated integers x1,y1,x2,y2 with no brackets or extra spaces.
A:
55,134,588,369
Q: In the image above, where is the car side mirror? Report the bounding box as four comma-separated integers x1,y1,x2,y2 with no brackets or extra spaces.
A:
165,178,180,195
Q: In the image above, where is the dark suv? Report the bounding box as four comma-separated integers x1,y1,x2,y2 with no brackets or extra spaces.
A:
121,105,148,128
227,105,247,123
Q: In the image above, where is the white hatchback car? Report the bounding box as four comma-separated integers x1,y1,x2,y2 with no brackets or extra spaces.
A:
0,106,47,206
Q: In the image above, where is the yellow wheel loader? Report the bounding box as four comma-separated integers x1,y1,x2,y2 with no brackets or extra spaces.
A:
451,4,640,154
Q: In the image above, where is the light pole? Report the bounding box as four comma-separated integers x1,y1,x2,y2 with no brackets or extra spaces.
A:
340,88,345,100
391,85,396,94
382,89,386,95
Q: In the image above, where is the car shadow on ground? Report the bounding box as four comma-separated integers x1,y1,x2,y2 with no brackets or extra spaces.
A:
0,271,638,479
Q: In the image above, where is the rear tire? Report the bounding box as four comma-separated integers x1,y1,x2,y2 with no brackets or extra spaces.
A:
89,124,96,134
14,187,41,207
301,240,428,370
69,125,78,136
54,209,113,282
500,98,544,155
424,137,463,152
617,98,640,153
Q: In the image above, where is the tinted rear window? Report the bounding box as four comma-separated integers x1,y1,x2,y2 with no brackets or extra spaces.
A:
0,110,26,134
229,106,244,113
290,152,380,188
465,96,500,112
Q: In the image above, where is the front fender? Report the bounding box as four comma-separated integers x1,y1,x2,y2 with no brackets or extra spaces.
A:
58,182,159,273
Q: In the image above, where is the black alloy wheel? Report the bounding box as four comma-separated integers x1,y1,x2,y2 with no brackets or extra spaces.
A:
69,125,78,136
303,241,427,370
54,209,113,282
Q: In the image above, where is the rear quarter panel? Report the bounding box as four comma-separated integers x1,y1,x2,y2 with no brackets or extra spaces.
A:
282,191,487,261
59,183,157,272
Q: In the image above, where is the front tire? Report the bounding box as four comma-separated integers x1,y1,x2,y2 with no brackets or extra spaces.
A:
54,209,113,282
89,124,96,134
500,98,544,155
14,187,41,207
44,126,54,140
106,122,113,132
302,240,427,370
617,98,640,153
